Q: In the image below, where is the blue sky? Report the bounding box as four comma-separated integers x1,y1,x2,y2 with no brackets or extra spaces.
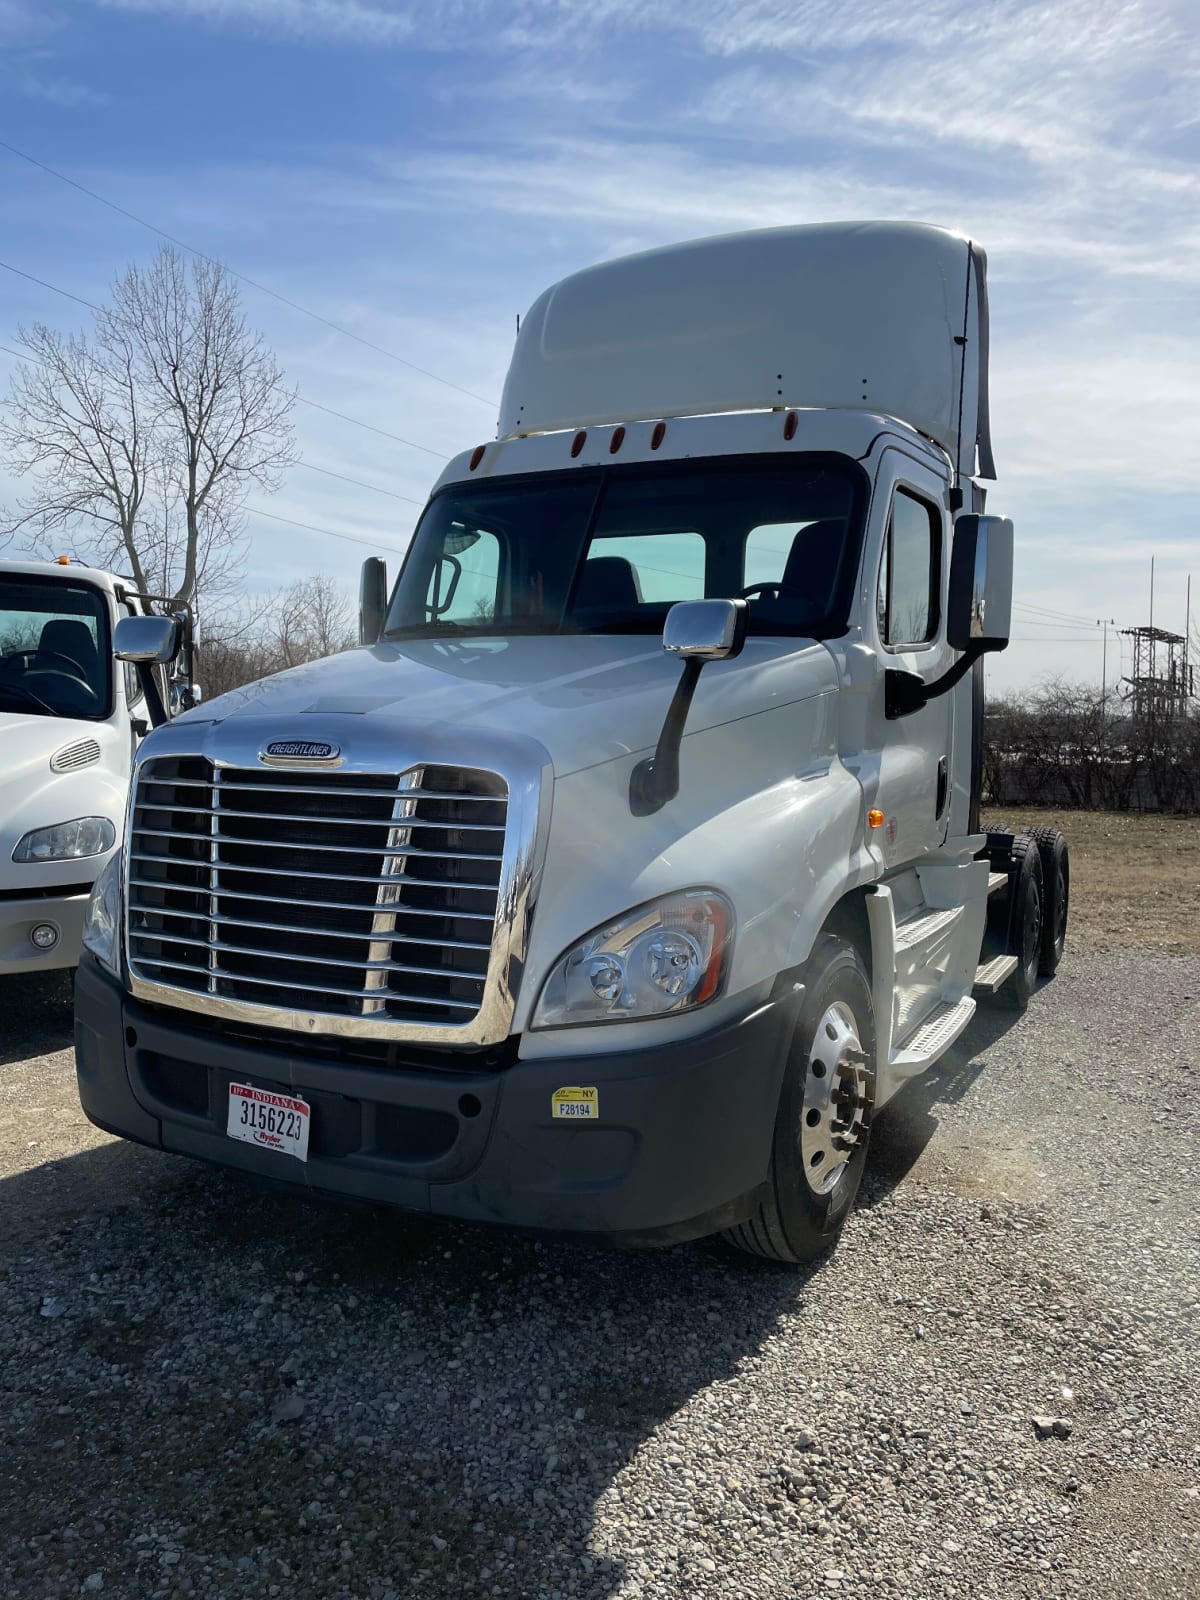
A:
1,0,1197,693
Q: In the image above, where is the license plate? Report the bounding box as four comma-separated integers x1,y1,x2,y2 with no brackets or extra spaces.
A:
227,1082,311,1162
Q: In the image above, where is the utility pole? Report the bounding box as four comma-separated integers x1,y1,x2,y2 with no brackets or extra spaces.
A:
1097,618,1116,718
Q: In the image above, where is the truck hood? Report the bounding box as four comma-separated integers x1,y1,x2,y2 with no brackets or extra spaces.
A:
0,711,128,886
184,635,839,776
0,711,114,784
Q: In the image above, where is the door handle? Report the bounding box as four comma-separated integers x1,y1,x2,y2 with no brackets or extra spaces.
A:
936,756,949,819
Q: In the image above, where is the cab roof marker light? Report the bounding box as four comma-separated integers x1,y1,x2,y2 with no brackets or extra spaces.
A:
570,430,587,458
651,422,667,450
784,410,799,440
469,445,486,471
609,426,626,455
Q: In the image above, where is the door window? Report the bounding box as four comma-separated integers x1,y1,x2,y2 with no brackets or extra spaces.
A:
877,490,940,648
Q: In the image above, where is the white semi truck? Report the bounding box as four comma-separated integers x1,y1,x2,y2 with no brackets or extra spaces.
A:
0,558,194,976
75,223,1069,1262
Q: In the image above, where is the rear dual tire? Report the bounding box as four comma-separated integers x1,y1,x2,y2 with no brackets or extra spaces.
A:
990,827,1070,1009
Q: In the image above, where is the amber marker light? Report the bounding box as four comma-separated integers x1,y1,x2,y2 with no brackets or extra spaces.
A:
868,809,885,829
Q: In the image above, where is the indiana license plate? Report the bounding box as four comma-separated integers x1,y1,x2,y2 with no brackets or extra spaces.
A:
227,1082,311,1162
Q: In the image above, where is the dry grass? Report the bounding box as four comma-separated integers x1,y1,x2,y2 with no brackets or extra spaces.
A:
982,807,1200,958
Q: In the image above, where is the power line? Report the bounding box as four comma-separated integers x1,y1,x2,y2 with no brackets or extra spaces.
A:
1,257,452,463
0,259,100,312
293,395,449,459
248,505,409,554
0,137,498,410
1013,599,1104,626
1010,614,1103,632
296,461,424,506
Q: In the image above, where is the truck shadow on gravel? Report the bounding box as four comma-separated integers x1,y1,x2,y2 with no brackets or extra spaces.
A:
1,1140,828,1600
862,997,1026,1207
0,972,74,1066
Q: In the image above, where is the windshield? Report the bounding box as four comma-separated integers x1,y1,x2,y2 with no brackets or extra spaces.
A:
0,573,113,721
384,454,865,641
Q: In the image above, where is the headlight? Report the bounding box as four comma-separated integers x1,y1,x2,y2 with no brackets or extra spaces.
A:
12,816,116,863
82,851,123,976
531,889,733,1029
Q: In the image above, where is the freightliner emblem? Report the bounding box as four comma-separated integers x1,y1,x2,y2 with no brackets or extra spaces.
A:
260,739,342,765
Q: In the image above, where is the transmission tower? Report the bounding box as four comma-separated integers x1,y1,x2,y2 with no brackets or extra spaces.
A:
1120,625,1194,729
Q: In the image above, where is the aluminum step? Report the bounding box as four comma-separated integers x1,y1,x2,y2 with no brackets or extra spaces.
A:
890,996,976,1074
974,953,1018,994
894,905,962,953
987,871,1008,896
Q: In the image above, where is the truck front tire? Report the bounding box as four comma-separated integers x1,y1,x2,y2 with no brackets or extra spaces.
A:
724,936,875,1265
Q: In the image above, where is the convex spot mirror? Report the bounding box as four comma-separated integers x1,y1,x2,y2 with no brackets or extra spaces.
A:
948,514,1013,652
662,597,748,661
169,681,203,715
114,613,181,665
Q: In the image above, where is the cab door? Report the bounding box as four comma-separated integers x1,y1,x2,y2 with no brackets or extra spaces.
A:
869,453,954,865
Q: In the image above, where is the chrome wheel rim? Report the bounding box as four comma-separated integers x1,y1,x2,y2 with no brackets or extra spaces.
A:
1024,876,1042,976
800,1000,870,1196
1053,862,1069,951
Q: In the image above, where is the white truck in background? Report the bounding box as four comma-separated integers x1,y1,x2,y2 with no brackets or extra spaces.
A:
76,222,1069,1263
0,558,195,975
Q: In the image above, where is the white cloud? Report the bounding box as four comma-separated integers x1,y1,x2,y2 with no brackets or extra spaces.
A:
97,0,418,45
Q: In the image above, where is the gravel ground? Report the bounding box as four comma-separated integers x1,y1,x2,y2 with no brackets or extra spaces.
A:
1,951,1198,1600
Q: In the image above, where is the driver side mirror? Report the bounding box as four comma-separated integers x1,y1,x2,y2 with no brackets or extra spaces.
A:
662,598,749,661
359,557,388,645
114,614,180,664
947,514,1013,652
630,599,748,816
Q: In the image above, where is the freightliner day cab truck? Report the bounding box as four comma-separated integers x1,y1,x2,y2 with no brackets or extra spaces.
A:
0,558,194,977
75,223,1070,1264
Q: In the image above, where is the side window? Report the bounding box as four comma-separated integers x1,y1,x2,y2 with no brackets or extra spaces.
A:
580,531,705,606
123,658,144,709
877,489,940,647
117,606,144,710
426,529,501,623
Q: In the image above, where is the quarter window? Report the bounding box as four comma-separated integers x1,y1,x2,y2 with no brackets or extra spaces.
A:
877,490,940,647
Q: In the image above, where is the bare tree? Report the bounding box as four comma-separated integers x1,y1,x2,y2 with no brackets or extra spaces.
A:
0,319,150,582
270,574,356,670
201,575,355,700
1,246,296,607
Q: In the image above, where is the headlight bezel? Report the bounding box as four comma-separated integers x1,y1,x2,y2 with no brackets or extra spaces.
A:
12,816,117,864
530,887,734,1031
82,850,124,977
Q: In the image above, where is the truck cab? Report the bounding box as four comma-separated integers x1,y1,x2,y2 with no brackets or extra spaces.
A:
74,223,1067,1262
1,558,195,975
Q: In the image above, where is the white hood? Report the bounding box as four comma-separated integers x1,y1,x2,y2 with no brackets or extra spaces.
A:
0,711,128,889
179,634,840,777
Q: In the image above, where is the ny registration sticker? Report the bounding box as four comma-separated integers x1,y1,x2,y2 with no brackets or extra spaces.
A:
227,1082,311,1162
551,1086,598,1121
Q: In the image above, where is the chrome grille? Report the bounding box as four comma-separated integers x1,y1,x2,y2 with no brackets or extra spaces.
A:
126,757,508,1028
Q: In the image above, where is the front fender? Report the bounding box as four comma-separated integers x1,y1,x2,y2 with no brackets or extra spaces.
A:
515,690,878,1043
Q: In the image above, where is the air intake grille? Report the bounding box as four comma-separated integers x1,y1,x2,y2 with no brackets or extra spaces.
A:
126,757,507,1027
50,738,101,773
